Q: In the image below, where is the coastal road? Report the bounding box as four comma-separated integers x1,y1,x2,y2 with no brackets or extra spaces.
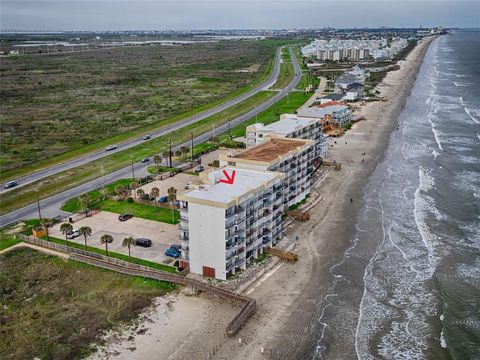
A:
0,48,301,227
1,47,284,193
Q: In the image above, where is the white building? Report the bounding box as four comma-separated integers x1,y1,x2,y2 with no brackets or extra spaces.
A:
298,104,352,128
220,137,316,209
178,166,285,280
245,114,329,159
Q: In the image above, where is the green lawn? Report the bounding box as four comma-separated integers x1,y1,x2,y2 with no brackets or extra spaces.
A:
0,235,21,251
98,200,179,224
61,178,133,213
43,236,177,273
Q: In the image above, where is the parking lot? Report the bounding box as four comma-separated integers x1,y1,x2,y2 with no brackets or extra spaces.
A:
49,211,180,263
139,173,200,197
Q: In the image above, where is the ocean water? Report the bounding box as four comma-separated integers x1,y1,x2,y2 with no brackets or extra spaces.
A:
314,31,480,359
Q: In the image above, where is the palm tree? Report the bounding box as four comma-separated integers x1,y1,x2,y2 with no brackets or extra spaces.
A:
122,236,136,258
136,188,145,198
78,193,89,213
130,181,139,198
60,223,73,246
174,150,182,159
150,187,160,212
115,185,125,199
40,218,53,241
167,187,177,223
153,154,162,174
79,226,92,250
180,146,190,159
100,234,113,256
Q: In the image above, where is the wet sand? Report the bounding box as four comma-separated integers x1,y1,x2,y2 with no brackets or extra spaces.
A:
90,35,437,360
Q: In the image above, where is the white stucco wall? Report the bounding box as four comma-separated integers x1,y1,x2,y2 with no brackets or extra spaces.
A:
188,203,227,279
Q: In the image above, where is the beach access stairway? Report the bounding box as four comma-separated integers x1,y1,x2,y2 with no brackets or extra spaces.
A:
17,234,255,336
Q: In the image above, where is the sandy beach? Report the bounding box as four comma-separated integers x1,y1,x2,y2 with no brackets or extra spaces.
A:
90,35,437,360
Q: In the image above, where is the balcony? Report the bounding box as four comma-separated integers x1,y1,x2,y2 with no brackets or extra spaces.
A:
179,222,189,231
179,233,189,241
181,240,189,250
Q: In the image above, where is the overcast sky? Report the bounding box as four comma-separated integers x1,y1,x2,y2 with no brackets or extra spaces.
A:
1,1,479,31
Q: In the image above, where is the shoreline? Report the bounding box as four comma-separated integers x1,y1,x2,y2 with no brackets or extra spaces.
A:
89,35,438,360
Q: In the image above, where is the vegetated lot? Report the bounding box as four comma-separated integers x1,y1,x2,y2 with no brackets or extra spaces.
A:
0,40,278,172
0,247,174,360
49,210,179,263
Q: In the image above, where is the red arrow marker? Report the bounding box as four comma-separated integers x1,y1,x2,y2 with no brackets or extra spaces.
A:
218,169,236,185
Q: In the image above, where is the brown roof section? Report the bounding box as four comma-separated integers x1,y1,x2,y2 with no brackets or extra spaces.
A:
234,138,307,162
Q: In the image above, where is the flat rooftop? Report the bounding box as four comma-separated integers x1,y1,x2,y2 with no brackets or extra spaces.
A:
235,138,307,162
180,166,281,205
254,117,315,135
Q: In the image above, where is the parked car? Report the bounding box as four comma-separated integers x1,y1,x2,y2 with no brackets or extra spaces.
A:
141,194,154,201
194,165,204,173
3,181,18,189
169,244,181,251
142,135,151,140
184,182,191,190
135,238,152,247
158,196,168,203
66,229,80,239
118,213,133,221
165,248,180,258
141,158,150,163
106,144,117,151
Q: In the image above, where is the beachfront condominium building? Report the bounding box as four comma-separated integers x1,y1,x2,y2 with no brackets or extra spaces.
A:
220,137,315,208
178,167,285,280
245,114,329,159
298,103,352,128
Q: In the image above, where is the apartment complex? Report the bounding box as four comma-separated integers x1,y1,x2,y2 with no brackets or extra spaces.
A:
220,137,315,208
245,114,329,159
178,167,285,280
301,38,408,61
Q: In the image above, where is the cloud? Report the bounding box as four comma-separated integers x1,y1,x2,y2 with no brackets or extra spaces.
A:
1,0,479,31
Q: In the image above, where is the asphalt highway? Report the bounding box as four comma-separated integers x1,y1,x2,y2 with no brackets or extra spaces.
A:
1,47,284,193
0,47,301,228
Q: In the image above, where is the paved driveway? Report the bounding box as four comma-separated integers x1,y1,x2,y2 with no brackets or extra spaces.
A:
50,211,179,263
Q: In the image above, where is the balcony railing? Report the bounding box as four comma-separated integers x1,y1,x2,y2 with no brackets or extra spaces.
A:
179,234,189,241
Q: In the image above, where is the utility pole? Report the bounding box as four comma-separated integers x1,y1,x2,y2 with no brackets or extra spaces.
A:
212,124,215,138
169,138,172,168
33,187,42,221
131,159,135,180
190,132,194,161
228,118,231,139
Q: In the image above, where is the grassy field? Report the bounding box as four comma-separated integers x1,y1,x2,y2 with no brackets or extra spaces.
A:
0,248,174,360
271,63,294,90
99,200,179,224
0,40,286,177
0,90,276,214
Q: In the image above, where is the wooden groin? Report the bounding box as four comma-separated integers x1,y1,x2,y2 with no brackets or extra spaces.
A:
18,235,255,336
264,247,298,262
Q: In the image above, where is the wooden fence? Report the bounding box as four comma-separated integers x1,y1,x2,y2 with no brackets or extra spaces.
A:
18,234,255,336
